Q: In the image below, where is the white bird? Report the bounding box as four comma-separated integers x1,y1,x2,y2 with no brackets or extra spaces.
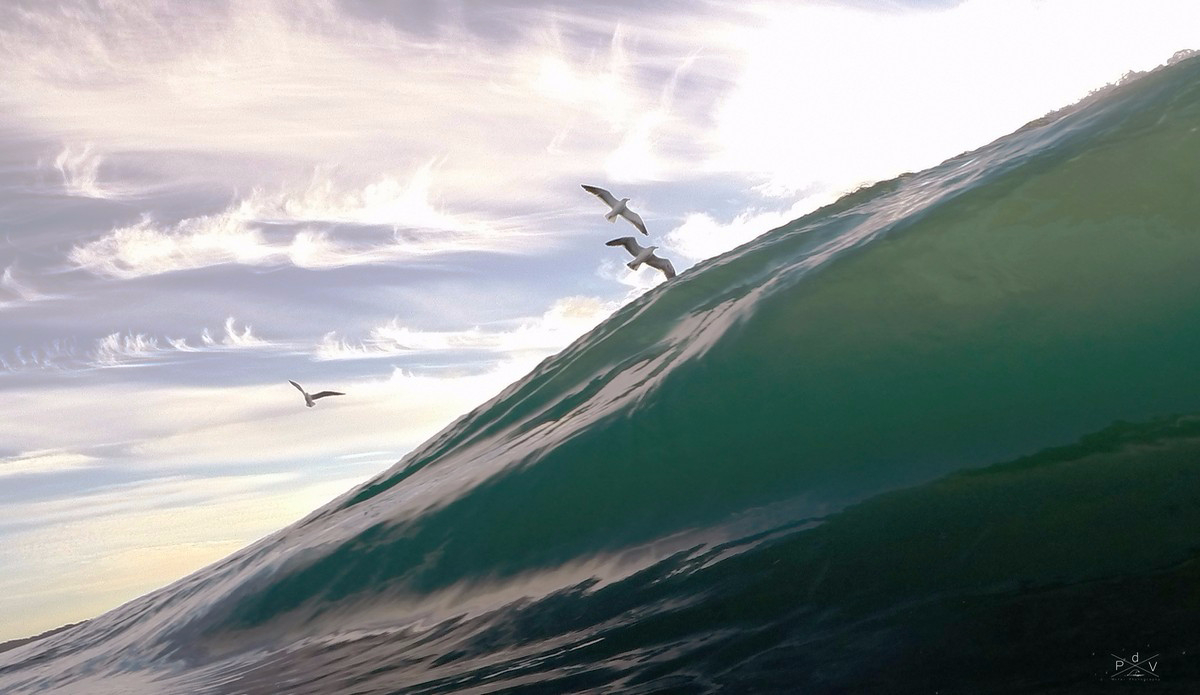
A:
606,237,676,279
582,184,648,235
289,380,345,408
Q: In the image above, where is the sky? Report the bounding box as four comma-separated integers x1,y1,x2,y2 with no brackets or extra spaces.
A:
1,0,1198,642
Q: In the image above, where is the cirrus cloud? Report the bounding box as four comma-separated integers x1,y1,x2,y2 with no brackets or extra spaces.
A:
316,295,619,361
67,166,540,279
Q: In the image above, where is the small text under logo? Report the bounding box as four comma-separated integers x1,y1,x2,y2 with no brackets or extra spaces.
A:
1110,652,1160,681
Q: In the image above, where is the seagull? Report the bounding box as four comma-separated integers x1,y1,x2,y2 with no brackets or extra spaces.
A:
606,237,676,279
582,184,648,235
289,380,345,408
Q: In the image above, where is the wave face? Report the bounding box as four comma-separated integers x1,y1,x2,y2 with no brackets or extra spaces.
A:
6,55,1200,693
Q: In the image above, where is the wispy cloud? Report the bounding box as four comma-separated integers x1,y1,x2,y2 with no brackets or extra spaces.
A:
201,317,268,349
0,264,56,308
663,193,839,263
92,332,165,366
3,295,614,375
6,0,1196,268
0,361,540,479
315,296,618,361
93,318,279,367
595,256,673,297
1,1,736,217
0,340,78,372
68,165,544,279
52,144,106,198
0,450,98,479
605,50,702,183
1,318,281,372
244,161,487,231
69,211,282,280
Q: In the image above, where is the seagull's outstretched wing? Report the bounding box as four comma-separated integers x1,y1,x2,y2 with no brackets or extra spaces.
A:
289,380,305,394
646,255,676,279
621,209,648,235
310,391,345,400
606,237,639,257
581,184,618,207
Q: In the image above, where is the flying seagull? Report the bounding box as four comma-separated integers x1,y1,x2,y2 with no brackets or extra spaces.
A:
582,184,648,235
606,237,676,279
289,380,345,408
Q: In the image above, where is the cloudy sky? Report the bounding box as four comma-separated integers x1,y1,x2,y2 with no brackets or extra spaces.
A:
1,0,1197,642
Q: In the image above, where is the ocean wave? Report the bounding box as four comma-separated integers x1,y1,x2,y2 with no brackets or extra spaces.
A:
5,53,1200,694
